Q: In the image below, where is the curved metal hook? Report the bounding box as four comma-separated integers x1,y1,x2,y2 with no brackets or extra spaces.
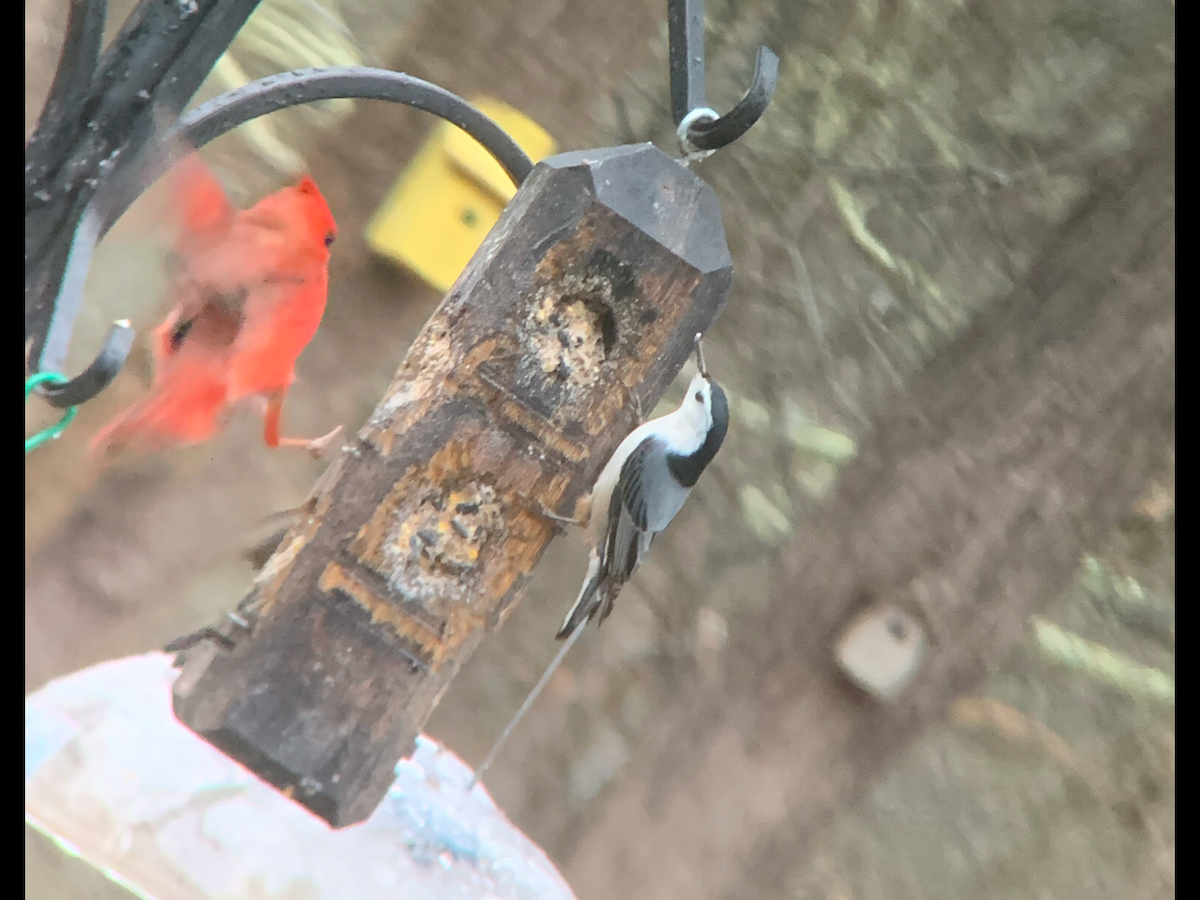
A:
172,67,535,189
683,46,779,154
39,67,537,409
668,0,778,155
98,66,535,234
38,320,136,409
34,205,137,409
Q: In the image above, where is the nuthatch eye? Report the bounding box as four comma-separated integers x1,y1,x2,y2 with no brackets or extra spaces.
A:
469,333,730,789
555,332,729,638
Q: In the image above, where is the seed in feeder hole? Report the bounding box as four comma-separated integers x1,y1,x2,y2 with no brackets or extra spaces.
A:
461,208,479,227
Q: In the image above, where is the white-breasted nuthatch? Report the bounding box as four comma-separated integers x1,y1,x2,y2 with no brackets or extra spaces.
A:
469,333,729,789
555,333,730,638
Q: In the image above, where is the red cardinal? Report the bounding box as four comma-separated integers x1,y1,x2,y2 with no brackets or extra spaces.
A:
91,155,343,460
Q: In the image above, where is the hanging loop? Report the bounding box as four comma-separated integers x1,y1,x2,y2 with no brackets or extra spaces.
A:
668,0,779,155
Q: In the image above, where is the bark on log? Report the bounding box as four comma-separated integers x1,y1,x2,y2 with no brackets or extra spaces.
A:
172,143,733,827
567,100,1175,900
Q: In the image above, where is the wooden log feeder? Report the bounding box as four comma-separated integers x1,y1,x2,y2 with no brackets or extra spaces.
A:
171,143,733,827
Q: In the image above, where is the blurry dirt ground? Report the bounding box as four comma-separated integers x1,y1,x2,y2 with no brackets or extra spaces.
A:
26,0,1173,898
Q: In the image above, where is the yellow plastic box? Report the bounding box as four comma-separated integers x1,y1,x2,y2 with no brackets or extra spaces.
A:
364,98,557,293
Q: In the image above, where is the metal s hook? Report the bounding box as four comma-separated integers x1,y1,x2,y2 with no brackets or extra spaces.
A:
26,0,263,411
668,0,779,157
24,0,131,410
37,320,136,409
32,205,136,410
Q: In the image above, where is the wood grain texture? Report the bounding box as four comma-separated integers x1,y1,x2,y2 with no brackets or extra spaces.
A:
172,143,733,827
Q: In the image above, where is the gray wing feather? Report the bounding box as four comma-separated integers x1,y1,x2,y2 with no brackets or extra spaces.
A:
601,437,691,584
617,438,691,533
567,437,695,633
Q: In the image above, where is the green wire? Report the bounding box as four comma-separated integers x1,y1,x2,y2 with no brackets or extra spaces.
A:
25,372,78,454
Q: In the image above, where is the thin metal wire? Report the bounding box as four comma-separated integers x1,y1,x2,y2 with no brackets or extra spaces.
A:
467,618,589,790
151,67,534,226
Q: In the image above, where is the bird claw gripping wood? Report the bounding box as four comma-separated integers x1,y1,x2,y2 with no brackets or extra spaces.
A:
471,335,731,786
530,375,644,535
535,503,586,535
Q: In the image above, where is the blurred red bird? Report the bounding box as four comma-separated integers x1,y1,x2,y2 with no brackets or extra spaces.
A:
90,155,343,460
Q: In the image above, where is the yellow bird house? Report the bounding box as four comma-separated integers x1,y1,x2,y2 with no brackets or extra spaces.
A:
364,98,557,293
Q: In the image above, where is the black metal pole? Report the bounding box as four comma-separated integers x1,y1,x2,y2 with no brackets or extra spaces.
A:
26,0,263,380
